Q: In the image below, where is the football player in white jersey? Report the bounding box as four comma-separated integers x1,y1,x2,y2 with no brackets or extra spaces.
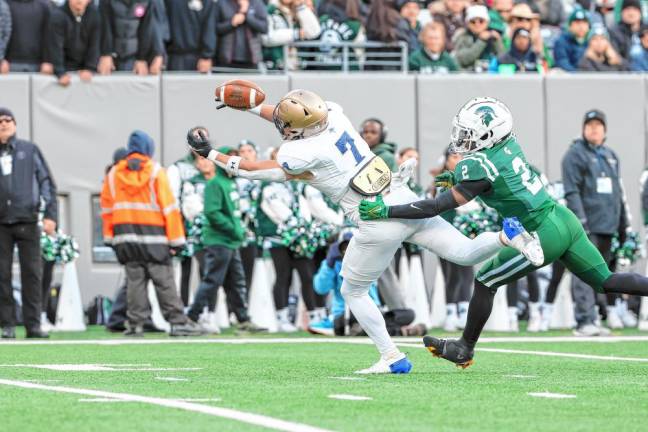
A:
188,87,543,374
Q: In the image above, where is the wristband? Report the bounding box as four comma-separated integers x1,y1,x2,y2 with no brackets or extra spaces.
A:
248,105,262,117
206,149,221,163
225,155,242,176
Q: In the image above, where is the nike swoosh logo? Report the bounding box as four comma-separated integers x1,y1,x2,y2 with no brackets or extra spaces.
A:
410,203,421,210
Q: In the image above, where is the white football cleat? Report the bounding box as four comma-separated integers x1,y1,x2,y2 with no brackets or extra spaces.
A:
355,352,412,375
501,217,544,267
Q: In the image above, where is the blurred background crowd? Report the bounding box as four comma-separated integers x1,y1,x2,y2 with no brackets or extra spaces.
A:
1,0,648,84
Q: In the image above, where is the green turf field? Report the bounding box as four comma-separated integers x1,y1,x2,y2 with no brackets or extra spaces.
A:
1,327,648,432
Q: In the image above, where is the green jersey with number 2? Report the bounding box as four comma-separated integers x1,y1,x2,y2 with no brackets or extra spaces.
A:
454,135,554,231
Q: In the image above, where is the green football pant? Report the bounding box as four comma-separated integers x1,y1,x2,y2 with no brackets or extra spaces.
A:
476,204,612,292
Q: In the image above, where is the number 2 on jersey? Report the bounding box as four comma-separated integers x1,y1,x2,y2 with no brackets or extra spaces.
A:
335,132,365,165
512,157,542,195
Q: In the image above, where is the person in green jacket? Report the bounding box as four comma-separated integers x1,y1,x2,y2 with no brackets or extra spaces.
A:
409,21,459,73
360,118,398,171
186,141,264,333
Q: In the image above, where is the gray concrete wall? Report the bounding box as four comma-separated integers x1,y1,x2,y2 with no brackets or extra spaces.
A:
1,73,645,302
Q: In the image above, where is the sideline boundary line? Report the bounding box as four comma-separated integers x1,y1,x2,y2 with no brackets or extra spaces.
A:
396,343,648,363
3,335,648,346
0,379,335,432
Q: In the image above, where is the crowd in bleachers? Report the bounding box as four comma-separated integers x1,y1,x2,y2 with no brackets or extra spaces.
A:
0,0,647,81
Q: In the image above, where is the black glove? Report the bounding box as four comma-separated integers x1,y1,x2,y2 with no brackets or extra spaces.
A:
186,126,213,158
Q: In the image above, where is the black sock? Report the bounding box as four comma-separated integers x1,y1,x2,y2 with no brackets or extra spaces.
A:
603,273,648,296
461,280,495,348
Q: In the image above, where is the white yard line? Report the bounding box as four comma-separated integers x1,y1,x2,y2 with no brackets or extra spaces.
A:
79,397,222,403
0,364,202,372
3,335,648,347
155,377,189,382
528,392,576,399
328,394,372,401
0,379,335,432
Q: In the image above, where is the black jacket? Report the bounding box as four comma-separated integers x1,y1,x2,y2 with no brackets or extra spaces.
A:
0,136,57,225
609,22,636,60
46,3,100,77
6,0,50,64
164,0,216,57
561,138,628,235
578,55,629,72
214,0,268,66
99,0,164,61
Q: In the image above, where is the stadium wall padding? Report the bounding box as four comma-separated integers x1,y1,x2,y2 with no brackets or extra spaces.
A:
2,74,645,301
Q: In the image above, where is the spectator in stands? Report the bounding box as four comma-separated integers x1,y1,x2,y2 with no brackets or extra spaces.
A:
262,0,321,70
630,24,648,70
408,21,458,73
398,0,422,51
313,229,381,336
579,24,629,70
507,4,550,69
164,0,217,72
452,5,504,72
553,8,590,71
360,118,397,171
98,0,164,75
489,0,513,35
46,0,100,87
4,0,50,73
490,28,540,72
609,0,644,60
430,0,467,51
612,0,648,28
0,108,56,339
576,0,615,29
185,131,264,333
166,150,198,306
0,0,10,74
214,0,268,69
562,109,634,335
235,140,262,292
366,0,418,51
315,0,366,69
534,0,565,27
100,131,203,337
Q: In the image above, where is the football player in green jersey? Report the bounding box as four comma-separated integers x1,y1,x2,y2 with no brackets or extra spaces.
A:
359,96,648,369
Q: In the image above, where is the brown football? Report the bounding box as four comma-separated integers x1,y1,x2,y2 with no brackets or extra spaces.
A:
214,79,266,109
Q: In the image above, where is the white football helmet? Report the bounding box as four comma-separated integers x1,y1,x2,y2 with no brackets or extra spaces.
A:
450,97,513,154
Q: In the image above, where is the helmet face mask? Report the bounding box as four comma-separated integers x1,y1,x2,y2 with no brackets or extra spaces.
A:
450,97,513,154
272,90,329,141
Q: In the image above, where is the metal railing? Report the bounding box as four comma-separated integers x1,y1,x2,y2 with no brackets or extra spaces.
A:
281,41,409,73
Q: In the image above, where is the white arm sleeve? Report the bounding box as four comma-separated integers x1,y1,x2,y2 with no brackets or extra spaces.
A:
305,186,343,226
238,167,288,182
207,150,288,181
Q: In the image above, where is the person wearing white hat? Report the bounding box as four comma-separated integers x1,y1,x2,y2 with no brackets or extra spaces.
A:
451,4,504,71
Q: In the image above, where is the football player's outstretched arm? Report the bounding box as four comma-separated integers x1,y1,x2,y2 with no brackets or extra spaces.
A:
246,104,276,123
360,180,491,221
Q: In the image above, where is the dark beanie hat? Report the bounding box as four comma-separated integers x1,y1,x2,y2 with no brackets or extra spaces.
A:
622,0,641,10
127,130,155,157
112,147,129,164
0,108,15,122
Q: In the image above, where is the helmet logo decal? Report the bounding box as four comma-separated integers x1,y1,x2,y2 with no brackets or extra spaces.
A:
475,105,497,127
